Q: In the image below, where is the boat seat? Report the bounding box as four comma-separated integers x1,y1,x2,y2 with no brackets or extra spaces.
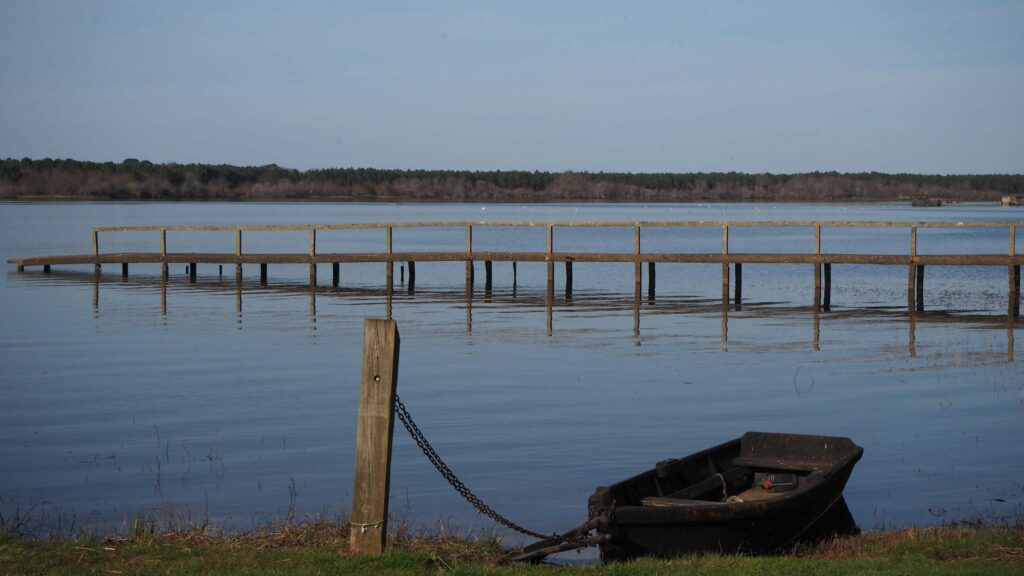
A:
640,497,723,508
733,457,823,472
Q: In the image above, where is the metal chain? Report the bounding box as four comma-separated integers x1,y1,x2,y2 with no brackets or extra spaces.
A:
393,393,553,541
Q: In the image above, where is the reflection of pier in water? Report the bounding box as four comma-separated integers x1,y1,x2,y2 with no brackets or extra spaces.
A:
14,266,1017,362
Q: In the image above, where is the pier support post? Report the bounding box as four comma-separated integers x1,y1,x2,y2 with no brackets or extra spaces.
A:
235,264,242,284
260,263,268,286
721,263,730,304
43,264,50,274
333,263,340,287
512,261,517,288
161,263,168,281
648,262,656,303
907,265,916,311
17,264,24,272
189,263,197,283
485,260,493,292
823,263,831,311
916,265,925,312
813,263,821,311
310,264,317,288
407,261,415,292
565,261,573,299
350,318,400,556
733,263,742,306
122,263,128,278
1011,265,1020,318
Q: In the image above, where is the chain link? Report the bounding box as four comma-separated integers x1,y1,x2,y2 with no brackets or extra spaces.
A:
393,393,555,541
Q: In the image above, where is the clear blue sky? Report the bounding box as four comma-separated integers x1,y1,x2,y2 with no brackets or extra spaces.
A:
1,1,1021,174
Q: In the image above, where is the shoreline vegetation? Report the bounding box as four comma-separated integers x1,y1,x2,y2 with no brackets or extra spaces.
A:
2,521,1022,575
2,158,1023,204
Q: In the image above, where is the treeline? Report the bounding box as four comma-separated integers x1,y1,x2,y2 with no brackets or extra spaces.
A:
1,157,1022,203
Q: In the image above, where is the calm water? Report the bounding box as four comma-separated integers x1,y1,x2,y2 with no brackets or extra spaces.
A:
1,202,1022,543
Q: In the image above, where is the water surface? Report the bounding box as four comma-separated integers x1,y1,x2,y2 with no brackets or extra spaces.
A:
1,202,1022,543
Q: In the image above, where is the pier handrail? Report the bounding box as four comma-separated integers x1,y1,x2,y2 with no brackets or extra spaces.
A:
91,220,1020,259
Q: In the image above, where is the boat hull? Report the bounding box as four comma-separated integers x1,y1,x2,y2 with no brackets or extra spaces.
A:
589,432,863,561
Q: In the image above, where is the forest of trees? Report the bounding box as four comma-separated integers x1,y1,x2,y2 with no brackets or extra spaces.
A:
1,157,1021,203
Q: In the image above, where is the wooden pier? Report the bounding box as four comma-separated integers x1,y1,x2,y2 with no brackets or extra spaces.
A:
8,220,1024,319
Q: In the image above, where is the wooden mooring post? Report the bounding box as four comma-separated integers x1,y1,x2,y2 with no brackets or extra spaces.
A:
260,263,268,285
350,318,400,556
332,262,340,287
565,260,573,298
189,262,197,283
485,260,493,292
407,261,415,292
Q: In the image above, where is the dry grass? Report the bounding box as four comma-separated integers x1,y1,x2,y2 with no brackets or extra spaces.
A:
796,525,1024,562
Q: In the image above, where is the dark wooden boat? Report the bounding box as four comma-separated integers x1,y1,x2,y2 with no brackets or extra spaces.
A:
584,431,863,561
515,432,863,562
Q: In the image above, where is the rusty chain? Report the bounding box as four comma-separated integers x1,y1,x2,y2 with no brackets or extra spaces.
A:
393,393,555,541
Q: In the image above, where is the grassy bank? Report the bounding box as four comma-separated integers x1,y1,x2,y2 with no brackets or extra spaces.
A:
2,522,1023,575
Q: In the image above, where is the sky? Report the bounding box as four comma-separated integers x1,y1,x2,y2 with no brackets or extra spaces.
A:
1,1,1021,174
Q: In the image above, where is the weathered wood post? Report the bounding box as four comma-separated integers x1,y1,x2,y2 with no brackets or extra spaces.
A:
547,225,555,291
915,265,925,312
733,262,741,306
813,263,821,311
234,228,243,282
721,225,729,304
634,224,642,292
122,263,128,277
333,262,340,287
189,262,197,283
466,225,474,288
350,318,400,556
823,263,832,311
1011,264,1020,319
564,260,572,298
648,262,656,303
42,264,50,273
907,264,916,312
93,229,101,275
485,260,493,292
407,261,415,293
1011,225,1019,318
260,263,268,285
385,226,393,292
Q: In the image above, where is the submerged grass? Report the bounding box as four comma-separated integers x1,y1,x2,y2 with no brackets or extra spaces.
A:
1,522,1023,575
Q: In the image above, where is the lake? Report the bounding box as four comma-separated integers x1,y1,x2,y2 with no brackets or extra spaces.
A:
1,201,1022,544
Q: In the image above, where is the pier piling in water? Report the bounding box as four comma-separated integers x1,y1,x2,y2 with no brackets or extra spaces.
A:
189,262,196,283
122,263,128,277
916,265,925,312
733,262,741,306
485,260,493,292
823,263,832,311
648,262,656,302
260,263,267,285
332,262,340,287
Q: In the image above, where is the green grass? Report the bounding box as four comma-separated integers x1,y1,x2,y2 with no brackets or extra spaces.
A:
1,522,1022,575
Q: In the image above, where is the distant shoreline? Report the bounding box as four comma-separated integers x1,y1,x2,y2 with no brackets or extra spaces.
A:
2,158,1022,204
